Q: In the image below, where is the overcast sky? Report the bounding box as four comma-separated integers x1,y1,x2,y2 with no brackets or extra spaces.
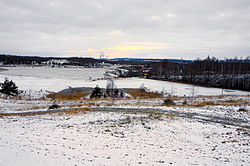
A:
0,0,250,59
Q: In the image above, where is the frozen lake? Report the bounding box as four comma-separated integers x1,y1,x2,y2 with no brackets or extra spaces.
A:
1,66,107,80
0,66,249,96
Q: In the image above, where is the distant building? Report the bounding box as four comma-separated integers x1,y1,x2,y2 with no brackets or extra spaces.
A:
42,59,69,65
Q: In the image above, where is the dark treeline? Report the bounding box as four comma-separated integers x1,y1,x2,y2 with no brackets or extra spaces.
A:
0,54,49,64
109,58,191,65
150,56,250,76
149,56,250,91
0,54,104,65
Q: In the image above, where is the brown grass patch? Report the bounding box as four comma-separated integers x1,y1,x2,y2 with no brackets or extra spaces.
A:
221,99,249,105
0,111,51,117
222,140,239,143
224,99,242,103
13,106,47,111
162,103,176,106
60,107,94,115
0,107,94,117
166,113,176,119
148,113,163,120
194,101,215,107
61,103,93,108
47,92,88,100
128,90,162,98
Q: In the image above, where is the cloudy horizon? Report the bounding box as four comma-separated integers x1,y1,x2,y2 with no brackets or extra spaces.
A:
1,0,250,60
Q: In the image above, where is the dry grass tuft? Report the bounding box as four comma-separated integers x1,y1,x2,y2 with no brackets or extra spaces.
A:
194,101,215,107
224,99,242,103
148,113,163,120
166,113,176,119
0,107,94,117
62,103,93,108
222,140,239,143
0,111,50,117
128,89,162,98
47,92,88,100
64,107,94,114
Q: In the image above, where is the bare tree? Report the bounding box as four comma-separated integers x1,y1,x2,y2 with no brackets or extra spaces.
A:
106,79,116,97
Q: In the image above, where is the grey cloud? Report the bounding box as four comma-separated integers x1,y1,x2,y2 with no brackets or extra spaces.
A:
0,0,250,59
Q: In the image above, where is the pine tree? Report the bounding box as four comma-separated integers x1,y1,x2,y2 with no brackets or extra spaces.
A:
90,86,102,98
0,78,18,96
114,89,119,97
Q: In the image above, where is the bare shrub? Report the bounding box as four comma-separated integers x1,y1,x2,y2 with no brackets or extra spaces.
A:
48,104,60,110
195,101,214,107
167,113,176,119
148,113,163,120
163,99,175,106
238,108,248,112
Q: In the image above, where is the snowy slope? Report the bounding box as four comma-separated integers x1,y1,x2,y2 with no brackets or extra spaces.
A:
0,111,249,166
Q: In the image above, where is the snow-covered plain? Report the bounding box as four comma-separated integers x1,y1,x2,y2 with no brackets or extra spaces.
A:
1,66,107,80
0,66,249,166
0,111,249,166
0,66,249,96
0,66,107,92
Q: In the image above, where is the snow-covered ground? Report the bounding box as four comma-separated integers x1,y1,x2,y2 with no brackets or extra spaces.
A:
0,66,249,96
1,66,107,80
0,66,249,166
0,66,107,93
0,110,249,166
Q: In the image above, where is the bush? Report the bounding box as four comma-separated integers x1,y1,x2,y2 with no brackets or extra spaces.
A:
183,99,187,105
238,108,248,112
0,78,18,96
48,104,60,110
114,89,119,97
90,86,102,98
163,99,175,105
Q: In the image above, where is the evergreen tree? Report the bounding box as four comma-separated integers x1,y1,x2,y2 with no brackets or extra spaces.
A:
120,91,124,98
90,86,102,98
0,78,18,96
114,89,119,97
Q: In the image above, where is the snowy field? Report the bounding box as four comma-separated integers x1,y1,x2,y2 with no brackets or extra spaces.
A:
1,66,107,80
0,110,249,166
0,66,249,166
0,66,249,96
0,66,107,92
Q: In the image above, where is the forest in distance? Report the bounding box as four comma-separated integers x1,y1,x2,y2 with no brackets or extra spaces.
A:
1,54,250,91
147,56,250,91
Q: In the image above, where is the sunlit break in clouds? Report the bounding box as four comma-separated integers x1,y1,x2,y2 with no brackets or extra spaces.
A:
1,0,250,59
